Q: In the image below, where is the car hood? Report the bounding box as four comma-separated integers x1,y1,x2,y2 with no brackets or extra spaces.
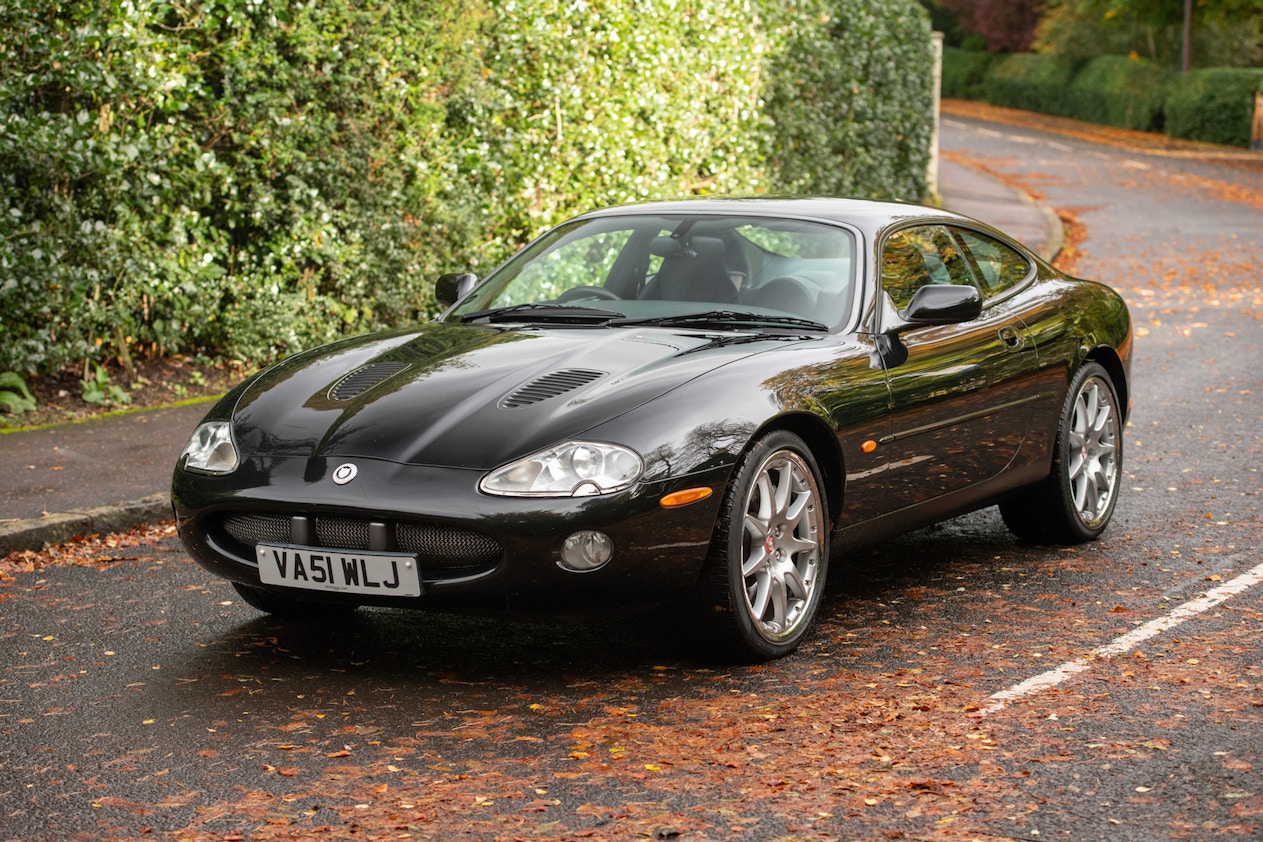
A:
230,322,788,470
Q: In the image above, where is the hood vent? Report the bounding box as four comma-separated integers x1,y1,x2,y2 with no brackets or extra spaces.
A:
328,361,408,401
501,368,605,408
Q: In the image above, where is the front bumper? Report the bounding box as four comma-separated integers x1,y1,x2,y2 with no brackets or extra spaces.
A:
172,454,729,614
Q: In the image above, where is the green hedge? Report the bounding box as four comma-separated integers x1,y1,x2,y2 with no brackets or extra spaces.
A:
1165,68,1263,147
0,0,485,372
0,0,934,376
943,47,1262,146
456,0,769,255
761,1,934,201
1066,56,1171,132
982,53,1079,117
941,47,997,101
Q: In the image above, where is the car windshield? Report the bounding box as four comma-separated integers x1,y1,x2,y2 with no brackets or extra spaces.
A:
447,213,856,331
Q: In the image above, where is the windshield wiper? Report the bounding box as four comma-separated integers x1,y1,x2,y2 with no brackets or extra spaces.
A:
608,310,829,332
458,303,626,324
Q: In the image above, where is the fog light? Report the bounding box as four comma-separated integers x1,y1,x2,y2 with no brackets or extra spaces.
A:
559,531,613,572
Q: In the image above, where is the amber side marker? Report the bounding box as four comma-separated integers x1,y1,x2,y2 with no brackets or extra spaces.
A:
659,487,714,508
862,440,879,453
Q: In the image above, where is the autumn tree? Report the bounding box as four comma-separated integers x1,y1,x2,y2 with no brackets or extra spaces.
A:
1035,0,1263,68
939,0,1044,52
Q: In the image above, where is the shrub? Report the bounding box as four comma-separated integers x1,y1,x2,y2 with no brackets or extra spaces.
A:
0,371,35,416
982,53,1079,117
462,0,934,255
761,0,934,201
1165,68,1263,148
942,46,998,100
0,0,482,372
1064,55,1171,132
0,0,935,375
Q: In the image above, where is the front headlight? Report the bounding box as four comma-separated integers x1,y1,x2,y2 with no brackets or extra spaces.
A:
180,421,239,474
480,441,643,497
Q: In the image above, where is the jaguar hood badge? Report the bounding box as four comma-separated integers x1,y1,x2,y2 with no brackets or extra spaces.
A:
331,463,358,485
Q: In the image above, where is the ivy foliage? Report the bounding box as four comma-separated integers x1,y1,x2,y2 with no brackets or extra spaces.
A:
1,0,933,375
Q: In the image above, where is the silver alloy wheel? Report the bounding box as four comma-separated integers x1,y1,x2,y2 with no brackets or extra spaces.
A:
739,449,825,643
1067,375,1120,527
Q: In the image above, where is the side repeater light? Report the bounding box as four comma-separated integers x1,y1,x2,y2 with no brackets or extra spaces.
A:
659,487,713,508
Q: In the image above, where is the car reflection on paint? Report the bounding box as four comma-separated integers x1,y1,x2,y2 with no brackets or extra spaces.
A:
173,198,1131,661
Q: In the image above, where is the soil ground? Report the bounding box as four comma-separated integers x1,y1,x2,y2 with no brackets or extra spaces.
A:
1,357,242,432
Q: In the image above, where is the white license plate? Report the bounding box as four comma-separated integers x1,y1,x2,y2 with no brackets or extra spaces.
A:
255,543,422,597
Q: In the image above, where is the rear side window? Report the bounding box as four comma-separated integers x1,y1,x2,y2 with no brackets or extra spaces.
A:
951,228,1031,298
881,225,976,312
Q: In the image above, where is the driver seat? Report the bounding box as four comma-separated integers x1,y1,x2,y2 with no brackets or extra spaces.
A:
645,236,737,303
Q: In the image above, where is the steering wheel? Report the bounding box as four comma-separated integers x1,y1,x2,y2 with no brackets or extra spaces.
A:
555,286,621,302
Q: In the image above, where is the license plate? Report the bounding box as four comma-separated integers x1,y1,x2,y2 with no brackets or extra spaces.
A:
255,543,422,597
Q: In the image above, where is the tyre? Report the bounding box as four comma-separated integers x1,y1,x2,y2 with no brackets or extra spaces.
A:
232,582,357,619
1001,362,1123,543
695,431,829,661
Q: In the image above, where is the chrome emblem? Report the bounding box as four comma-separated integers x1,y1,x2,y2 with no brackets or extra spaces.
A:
331,463,358,485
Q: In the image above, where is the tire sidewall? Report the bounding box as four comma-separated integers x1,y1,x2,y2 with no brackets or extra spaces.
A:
1052,362,1123,541
718,430,829,660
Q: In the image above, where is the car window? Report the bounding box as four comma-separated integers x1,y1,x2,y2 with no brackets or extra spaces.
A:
950,228,1031,298
450,214,857,328
881,225,977,312
497,228,636,307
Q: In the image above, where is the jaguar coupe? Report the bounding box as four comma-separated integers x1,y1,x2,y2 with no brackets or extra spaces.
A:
172,198,1132,660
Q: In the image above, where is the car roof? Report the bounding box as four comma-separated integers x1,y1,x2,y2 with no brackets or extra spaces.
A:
574,197,980,239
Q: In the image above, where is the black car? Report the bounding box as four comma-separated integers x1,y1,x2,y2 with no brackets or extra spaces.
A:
173,198,1131,660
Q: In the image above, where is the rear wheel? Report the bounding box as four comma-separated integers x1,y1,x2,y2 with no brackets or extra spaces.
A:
1001,362,1123,543
232,582,357,619
695,431,829,661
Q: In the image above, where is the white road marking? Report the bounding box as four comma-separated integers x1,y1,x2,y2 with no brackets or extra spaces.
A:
945,118,1065,149
977,559,1263,717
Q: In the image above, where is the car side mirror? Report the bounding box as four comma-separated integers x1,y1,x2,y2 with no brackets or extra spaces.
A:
872,284,984,370
435,272,478,308
901,284,982,326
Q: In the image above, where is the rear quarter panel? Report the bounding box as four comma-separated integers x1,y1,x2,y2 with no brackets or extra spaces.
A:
1016,271,1133,463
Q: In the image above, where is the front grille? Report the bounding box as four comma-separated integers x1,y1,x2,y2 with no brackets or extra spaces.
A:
223,512,290,544
396,522,501,565
221,512,502,571
315,516,369,550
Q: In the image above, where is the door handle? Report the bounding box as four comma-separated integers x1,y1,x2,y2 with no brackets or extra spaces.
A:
998,326,1023,348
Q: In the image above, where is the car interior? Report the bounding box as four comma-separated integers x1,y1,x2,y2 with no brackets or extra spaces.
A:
630,222,854,326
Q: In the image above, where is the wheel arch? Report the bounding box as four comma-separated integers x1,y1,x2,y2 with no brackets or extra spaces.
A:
1085,345,1129,423
748,411,846,528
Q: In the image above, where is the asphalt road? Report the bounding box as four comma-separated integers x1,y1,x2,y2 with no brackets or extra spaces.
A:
2,114,1261,841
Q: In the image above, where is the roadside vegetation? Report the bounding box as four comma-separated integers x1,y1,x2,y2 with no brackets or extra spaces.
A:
0,0,934,427
932,0,1263,145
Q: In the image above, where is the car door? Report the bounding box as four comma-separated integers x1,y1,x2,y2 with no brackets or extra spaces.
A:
876,224,1039,505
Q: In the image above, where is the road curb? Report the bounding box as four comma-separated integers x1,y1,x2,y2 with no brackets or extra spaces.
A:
1035,197,1065,263
0,493,170,556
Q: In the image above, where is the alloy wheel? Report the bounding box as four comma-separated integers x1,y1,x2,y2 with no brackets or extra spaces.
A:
738,449,825,643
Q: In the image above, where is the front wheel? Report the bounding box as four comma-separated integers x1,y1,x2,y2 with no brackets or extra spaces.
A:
1001,362,1123,543
695,431,829,661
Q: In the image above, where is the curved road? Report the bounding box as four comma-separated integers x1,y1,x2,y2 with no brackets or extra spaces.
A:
2,113,1261,841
